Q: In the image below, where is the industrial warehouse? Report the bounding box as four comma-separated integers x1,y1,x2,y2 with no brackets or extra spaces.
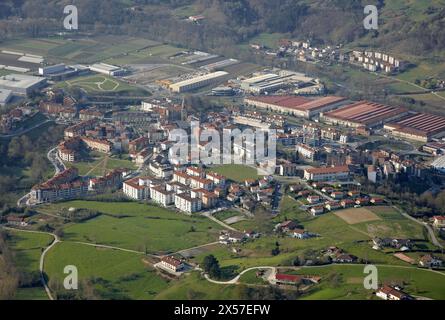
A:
384,113,445,142
169,71,229,93
244,95,348,118
240,71,315,94
321,101,408,128
0,74,47,96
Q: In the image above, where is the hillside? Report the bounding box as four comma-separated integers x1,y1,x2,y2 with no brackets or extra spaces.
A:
0,0,444,59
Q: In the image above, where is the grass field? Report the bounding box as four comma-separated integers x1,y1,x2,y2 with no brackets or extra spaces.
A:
5,230,53,300
64,152,136,177
209,164,262,183
39,201,223,253
295,264,445,300
44,242,170,300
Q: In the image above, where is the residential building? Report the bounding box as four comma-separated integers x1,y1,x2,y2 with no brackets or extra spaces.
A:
160,256,184,272
151,186,175,206
304,165,350,182
174,193,202,213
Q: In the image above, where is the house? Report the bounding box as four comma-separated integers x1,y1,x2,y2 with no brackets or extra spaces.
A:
433,216,445,228
244,230,260,239
355,198,370,206
376,285,413,300
277,220,298,232
419,254,443,268
333,254,357,263
6,216,28,227
372,238,412,251
307,195,320,204
370,198,385,205
347,190,361,198
274,274,303,285
340,199,355,208
291,229,310,239
330,191,344,200
160,256,184,272
219,231,246,244
310,206,324,216
325,201,342,211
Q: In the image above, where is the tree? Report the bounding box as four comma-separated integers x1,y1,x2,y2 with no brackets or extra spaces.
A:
202,254,221,279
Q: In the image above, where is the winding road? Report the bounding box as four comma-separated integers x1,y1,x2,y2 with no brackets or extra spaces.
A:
392,206,444,249
1,227,59,300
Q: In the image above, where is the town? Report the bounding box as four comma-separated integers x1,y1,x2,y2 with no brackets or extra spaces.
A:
0,1,445,302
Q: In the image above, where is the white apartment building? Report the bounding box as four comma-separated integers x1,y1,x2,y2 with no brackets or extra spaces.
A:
175,193,202,213
123,177,151,200
304,166,350,182
190,176,214,191
150,186,175,206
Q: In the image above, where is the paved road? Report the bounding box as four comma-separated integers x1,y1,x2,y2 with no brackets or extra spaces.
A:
201,211,238,232
204,266,276,285
1,227,59,300
203,262,445,286
0,119,52,139
17,146,66,207
393,206,444,249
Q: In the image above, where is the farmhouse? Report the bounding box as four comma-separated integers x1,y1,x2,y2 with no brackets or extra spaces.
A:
274,274,302,285
419,254,443,268
376,285,412,300
432,216,445,228
160,256,184,272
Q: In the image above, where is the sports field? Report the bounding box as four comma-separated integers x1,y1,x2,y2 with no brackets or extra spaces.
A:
334,208,381,225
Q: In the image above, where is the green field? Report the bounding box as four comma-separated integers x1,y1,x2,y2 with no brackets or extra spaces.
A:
64,153,136,177
209,164,262,183
6,230,53,300
39,201,223,253
45,242,170,300
295,264,445,300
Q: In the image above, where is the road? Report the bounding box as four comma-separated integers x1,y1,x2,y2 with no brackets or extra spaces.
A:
203,262,445,286
0,119,52,139
17,146,66,207
201,210,238,232
204,266,276,285
392,206,444,249
1,227,59,300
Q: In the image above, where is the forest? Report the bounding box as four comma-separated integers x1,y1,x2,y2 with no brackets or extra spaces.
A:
0,0,444,58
